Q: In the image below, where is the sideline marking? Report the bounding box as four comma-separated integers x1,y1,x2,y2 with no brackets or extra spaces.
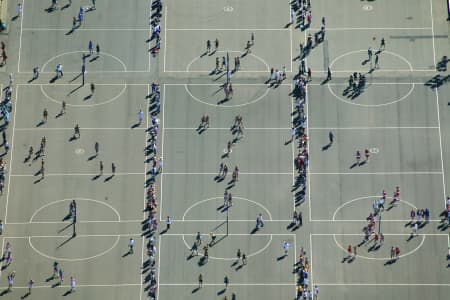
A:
4,86,19,224
429,0,437,68
17,0,25,72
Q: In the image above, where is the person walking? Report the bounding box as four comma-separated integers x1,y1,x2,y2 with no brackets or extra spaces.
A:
28,279,34,295
74,124,80,139
32,67,39,80
224,275,229,290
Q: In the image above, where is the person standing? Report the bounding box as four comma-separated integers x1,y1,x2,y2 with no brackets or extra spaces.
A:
88,40,94,56
111,163,116,176
327,67,332,81
81,63,86,86
99,161,103,175
283,241,289,256
328,131,334,144
165,216,172,231
198,274,203,288
94,142,99,156
128,238,135,254
138,110,144,125
70,276,76,293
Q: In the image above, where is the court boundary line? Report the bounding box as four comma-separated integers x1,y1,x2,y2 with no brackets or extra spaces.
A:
309,171,442,175
17,0,24,72
10,173,144,177
307,27,432,31
309,127,439,130
429,0,437,68
140,83,150,300
4,86,19,224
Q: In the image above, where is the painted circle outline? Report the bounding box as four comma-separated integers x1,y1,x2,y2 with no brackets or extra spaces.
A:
332,195,417,221
184,84,270,108
333,234,425,260
328,50,414,107
40,83,127,107
182,234,273,260
29,198,121,223
41,50,127,73
29,235,120,262
186,50,270,73
182,196,273,221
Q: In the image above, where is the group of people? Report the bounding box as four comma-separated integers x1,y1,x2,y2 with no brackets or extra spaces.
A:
144,80,163,299
150,0,163,55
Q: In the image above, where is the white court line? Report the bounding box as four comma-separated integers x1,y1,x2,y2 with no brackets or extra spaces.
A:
0,283,141,289
147,0,153,73
309,69,433,73
290,84,295,212
0,238,4,279
162,233,295,236
429,0,437,68
17,0,25,72
166,28,290,31
165,83,290,86
160,85,167,222
18,83,149,86
162,172,292,175
309,172,442,175
434,87,447,208
324,82,426,86
6,220,142,225
309,234,314,292
159,283,294,286
293,234,297,296
165,70,273,73
316,283,450,286
164,127,290,130
310,219,442,222
307,27,432,31
18,70,150,74
4,86,19,224
6,234,143,238
15,127,146,131
22,28,148,31
169,219,291,222
140,84,150,300
309,127,439,130
312,233,448,236
163,6,167,73
11,172,144,177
